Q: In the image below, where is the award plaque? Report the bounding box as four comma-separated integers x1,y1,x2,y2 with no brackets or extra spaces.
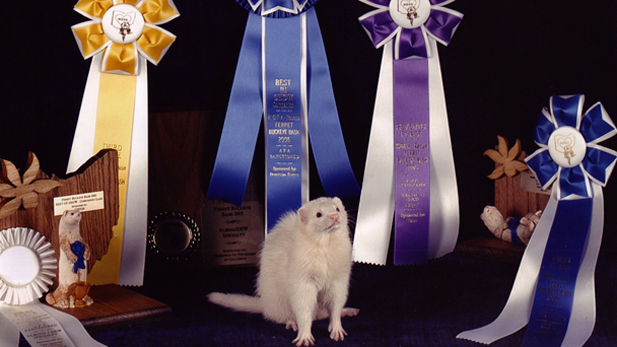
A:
148,109,265,268
202,201,264,267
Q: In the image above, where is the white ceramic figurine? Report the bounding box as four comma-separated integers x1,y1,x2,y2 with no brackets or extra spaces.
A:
481,206,542,245
46,209,93,308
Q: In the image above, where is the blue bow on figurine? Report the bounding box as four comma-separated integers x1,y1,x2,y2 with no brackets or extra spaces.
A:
71,241,86,274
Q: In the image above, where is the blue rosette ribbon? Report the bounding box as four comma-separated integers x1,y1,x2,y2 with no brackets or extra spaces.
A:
458,94,617,346
207,0,360,231
353,0,463,265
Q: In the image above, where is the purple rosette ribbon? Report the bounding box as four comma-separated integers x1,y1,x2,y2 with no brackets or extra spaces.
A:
359,0,462,59
207,0,360,231
353,0,463,265
458,95,617,346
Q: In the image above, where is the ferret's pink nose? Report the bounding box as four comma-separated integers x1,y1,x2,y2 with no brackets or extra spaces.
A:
330,213,339,222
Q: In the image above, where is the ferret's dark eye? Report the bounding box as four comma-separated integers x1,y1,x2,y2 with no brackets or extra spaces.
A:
316,212,322,218
336,207,340,212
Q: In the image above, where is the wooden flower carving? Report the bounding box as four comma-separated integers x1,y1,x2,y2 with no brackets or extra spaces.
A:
0,152,62,218
484,136,529,179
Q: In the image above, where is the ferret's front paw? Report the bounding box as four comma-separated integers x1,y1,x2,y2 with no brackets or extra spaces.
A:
292,332,315,346
285,320,298,331
341,307,359,317
328,324,347,341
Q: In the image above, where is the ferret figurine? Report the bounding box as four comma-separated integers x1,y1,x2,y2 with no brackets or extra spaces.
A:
46,209,93,308
481,206,542,245
208,197,358,346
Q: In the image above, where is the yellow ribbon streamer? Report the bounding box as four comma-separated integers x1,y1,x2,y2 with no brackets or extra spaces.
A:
88,73,136,284
70,0,178,284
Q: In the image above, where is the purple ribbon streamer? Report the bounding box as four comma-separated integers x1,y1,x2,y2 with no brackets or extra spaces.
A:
393,58,431,265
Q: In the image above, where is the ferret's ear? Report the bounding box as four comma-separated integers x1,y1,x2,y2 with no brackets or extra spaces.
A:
298,207,309,224
333,197,343,206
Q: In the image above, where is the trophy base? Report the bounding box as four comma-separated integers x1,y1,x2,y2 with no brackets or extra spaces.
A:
51,284,172,332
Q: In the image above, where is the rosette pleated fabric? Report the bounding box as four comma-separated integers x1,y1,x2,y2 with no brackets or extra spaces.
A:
207,0,360,231
0,228,105,346
353,0,463,265
458,94,617,346
68,0,179,286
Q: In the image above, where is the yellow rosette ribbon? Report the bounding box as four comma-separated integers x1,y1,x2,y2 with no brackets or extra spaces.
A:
72,0,178,75
68,0,179,286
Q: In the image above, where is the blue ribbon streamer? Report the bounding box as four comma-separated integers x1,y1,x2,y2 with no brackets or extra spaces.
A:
71,241,86,274
207,8,360,221
207,13,263,207
265,15,303,229
522,198,593,346
305,9,361,199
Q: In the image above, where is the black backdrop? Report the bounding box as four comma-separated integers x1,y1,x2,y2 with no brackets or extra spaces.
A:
2,0,617,249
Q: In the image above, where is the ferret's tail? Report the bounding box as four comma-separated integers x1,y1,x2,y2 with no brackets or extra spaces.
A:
207,292,263,314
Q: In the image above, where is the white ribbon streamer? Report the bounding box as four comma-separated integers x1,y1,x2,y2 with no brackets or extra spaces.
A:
300,12,310,206
426,38,460,257
67,54,148,286
353,39,459,265
0,310,20,346
353,42,395,265
121,60,149,286
457,183,602,345
0,302,105,347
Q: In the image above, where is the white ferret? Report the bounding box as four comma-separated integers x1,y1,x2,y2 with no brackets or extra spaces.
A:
208,197,358,346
